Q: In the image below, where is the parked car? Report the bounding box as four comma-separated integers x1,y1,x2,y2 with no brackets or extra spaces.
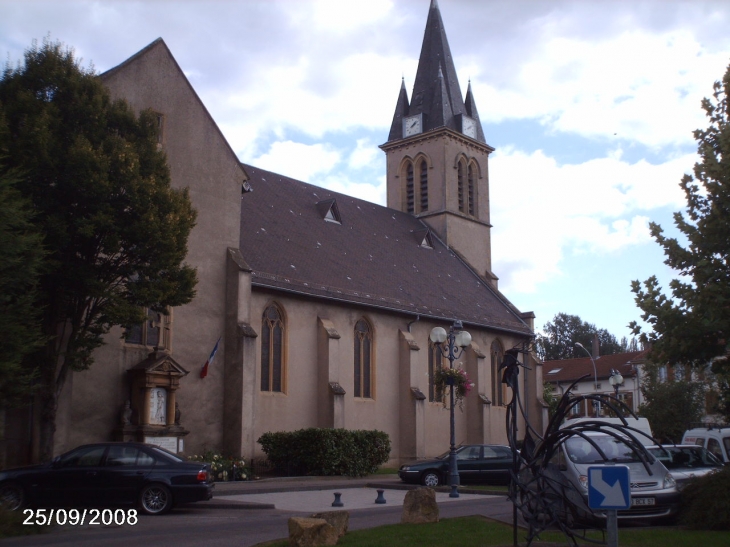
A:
682,425,730,463
549,432,681,523
398,444,514,487
646,445,723,489
0,442,214,515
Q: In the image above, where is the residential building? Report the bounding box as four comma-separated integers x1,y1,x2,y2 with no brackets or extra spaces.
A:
544,349,649,417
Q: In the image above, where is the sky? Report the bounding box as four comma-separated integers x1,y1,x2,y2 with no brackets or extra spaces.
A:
2,0,729,342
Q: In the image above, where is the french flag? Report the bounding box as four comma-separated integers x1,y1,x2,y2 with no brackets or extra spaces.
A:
200,337,221,379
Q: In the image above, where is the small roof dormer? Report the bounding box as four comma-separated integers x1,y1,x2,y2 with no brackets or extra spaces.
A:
413,227,434,249
317,198,342,224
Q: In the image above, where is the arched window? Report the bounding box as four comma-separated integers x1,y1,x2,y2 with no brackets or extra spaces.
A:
491,339,505,405
428,339,443,402
406,162,415,214
457,161,465,213
354,319,373,398
419,159,428,212
261,304,285,392
467,163,476,216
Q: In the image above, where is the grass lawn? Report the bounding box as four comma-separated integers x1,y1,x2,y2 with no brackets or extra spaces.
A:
0,510,48,539
373,468,399,475
261,515,730,547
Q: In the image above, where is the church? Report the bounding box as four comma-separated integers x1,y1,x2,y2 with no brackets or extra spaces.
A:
8,1,544,467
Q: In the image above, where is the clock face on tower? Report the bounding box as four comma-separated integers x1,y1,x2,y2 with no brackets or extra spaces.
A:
462,115,477,139
403,114,423,137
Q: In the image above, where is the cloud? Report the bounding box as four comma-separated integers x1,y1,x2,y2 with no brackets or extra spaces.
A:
250,141,341,183
319,174,386,205
464,16,730,149
348,138,380,170
490,148,694,293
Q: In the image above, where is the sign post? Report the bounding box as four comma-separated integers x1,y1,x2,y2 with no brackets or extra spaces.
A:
588,465,630,547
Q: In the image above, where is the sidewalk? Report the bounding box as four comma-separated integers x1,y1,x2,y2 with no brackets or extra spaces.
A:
203,473,509,511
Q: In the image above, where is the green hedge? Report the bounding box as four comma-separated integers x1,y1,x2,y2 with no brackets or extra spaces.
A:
680,465,730,530
257,428,391,477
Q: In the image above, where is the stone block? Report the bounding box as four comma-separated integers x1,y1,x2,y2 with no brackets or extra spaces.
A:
401,487,439,524
311,510,349,538
288,517,338,547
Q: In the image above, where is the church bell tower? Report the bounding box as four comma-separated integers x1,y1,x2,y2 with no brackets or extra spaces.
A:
380,0,497,286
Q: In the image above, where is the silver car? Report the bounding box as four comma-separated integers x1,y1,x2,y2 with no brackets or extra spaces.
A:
646,444,723,490
555,433,681,522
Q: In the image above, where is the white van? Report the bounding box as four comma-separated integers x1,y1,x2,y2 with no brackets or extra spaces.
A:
561,417,655,446
682,426,730,463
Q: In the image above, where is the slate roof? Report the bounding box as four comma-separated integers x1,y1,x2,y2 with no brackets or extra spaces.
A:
238,164,532,336
387,0,486,143
543,350,649,384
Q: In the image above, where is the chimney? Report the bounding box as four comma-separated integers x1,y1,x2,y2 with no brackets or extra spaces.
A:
592,334,600,359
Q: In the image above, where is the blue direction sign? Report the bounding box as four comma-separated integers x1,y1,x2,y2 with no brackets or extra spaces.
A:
587,465,631,510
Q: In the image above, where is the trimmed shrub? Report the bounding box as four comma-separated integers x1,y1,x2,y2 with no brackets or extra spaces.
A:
680,465,730,530
258,428,391,477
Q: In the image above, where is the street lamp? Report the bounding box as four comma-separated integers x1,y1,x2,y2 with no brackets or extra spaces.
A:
574,342,600,416
609,369,624,396
430,320,472,498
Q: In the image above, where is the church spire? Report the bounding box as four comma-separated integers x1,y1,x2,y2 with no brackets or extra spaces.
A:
464,80,486,142
387,77,411,142
386,0,485,143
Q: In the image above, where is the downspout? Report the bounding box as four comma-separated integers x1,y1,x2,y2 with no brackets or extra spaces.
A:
407,315,420,333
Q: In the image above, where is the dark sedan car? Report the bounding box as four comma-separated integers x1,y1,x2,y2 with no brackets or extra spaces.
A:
399,444,514,487
0,442,214,515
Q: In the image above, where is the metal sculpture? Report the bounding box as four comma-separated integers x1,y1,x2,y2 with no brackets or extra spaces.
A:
501,343,659,546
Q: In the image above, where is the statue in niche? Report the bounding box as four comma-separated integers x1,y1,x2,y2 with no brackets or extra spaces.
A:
149,388,167,425
120,400,133,425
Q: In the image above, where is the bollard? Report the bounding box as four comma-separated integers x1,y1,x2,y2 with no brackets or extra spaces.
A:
332,492,344,507
375,489,386,504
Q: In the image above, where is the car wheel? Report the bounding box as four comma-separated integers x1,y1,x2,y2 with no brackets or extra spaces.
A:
421,471,441,487
0,483,25,511
139,483,173,515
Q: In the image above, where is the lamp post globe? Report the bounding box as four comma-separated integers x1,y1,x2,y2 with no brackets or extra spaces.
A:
609,369,624,396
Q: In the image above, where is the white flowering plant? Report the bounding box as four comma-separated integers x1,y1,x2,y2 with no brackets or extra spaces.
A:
434,366,475,410
189,450,249,481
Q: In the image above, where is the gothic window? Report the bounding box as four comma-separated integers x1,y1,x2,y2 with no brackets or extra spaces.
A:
490,339,506,406
457,158,477,216
354,319,373,398
419,159,428,212
406,162,415,213
261,304,285,392
467,163,476,216
457,161,465,213
403,157,430,214
125,308,172,350
428,339,443,402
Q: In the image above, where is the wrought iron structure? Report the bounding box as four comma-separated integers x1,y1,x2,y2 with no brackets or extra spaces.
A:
501,343,660,546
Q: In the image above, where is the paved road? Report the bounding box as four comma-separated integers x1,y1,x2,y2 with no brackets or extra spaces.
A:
2,477,515,547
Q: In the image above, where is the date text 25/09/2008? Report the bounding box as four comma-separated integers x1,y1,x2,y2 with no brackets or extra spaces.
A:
23,508,139,526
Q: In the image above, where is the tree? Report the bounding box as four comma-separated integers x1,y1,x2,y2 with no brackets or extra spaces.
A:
536,312,624,361
631,62,730,374
0,38,198,461
638,363,706,443
542,382,560,419
0,157,45,404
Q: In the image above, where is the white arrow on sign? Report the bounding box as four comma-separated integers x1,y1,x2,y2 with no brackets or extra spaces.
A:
589,468,628,507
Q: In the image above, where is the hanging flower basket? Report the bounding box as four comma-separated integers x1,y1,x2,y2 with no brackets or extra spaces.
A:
434,367,474,410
